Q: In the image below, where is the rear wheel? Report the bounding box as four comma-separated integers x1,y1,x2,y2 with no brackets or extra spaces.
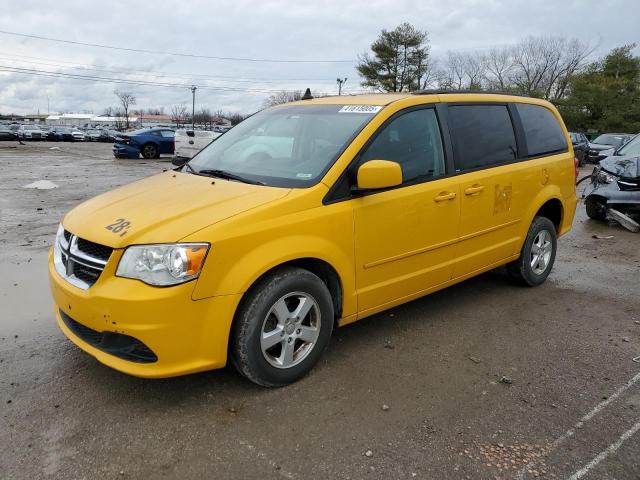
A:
231,267,334,387
142,143,158,159
585,196,607,221
507,216,557,287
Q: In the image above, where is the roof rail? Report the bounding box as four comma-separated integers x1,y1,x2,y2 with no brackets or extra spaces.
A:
412,89,530,97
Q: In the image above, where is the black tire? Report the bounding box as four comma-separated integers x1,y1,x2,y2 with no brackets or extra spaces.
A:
141,143,158,159
231,267,334,387
507,216,557,287
585,196,607,221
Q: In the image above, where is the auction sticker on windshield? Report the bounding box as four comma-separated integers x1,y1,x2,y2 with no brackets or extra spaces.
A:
339,105,383,113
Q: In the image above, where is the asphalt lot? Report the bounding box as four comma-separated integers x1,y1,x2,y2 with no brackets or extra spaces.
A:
0,141,639,480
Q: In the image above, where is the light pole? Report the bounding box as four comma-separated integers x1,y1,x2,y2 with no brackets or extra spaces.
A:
337,77,347,95
190,85,197,130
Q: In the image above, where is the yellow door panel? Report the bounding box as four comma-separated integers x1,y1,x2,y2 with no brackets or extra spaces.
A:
453,166,521,278
354,177,460,311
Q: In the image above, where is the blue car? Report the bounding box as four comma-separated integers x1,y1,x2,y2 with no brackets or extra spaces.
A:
112,128,175,159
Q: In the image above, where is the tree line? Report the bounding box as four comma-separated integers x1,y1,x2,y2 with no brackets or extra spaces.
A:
356,23,640,133
104,90,247,130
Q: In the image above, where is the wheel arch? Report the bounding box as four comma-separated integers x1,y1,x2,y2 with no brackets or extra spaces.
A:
535,197,564,233
236,257,344,324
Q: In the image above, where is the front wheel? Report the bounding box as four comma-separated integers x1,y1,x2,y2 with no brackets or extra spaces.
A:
507,216,557,287
231,267,334,387
585,196,607,221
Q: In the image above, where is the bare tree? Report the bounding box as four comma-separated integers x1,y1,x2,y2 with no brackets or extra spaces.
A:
263,90,304,108
114,90,136,129
485,47,514,91
439,51,467,89
171,104,188,128
462,52,487,90
113,108,125,131
510,36,593,100
195,107,213,129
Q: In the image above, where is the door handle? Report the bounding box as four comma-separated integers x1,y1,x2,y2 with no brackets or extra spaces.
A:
464,184,485,195
434,191,456,202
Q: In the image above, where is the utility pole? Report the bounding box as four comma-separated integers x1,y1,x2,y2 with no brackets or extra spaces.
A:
190,85,197,130
337,77,347,96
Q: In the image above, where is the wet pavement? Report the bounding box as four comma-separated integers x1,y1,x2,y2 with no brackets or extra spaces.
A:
1,142,639,479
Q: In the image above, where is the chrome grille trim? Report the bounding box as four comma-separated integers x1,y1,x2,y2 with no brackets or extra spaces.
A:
54,231,111,290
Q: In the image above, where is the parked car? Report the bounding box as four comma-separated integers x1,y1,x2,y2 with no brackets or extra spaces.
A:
51,92,577,386
84,128,102,142
173,129,221,162
17,124,45,141
112,128,175,159
70,128,86,142
583,134,640,221
47,127,73,141
0,126,17,140
101,130,120,142
586,133,633,164
570,132,589,166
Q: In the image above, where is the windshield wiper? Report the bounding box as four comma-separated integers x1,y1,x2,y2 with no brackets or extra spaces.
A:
197,169,265,185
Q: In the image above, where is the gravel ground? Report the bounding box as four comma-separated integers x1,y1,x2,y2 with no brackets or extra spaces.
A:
0,141,638,480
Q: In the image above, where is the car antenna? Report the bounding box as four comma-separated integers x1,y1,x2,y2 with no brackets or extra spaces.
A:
301,88,313,100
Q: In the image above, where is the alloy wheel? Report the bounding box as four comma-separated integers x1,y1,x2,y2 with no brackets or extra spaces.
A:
260,292,321,369
530,229,553,275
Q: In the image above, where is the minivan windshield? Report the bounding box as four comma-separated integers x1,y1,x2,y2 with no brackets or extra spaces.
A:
616,134,640,156
187,105,379,187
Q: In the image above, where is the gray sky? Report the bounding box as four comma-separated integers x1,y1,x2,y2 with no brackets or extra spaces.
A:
0,0,637,115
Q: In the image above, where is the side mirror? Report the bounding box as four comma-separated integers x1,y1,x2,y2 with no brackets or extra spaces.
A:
356,160,403,190
172,157,188,167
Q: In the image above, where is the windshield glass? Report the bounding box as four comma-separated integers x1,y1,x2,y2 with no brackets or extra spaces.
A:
617,135,640,156
592,134,626,146
187,105,379,187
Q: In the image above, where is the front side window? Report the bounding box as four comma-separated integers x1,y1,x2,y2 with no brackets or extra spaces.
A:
160,130,175,138
357,108,445,183
449,105,517,171
189,105,378,187
516,104,567,157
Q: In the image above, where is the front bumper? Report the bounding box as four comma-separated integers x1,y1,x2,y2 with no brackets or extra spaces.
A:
583,181,640,213
112,144,140,158
48,249,242,378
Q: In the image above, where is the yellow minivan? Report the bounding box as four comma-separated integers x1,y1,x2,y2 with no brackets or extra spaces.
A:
49,91,577,386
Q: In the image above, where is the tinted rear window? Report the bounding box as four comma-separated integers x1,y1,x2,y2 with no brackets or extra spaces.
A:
516,104,567,156
449,105,517,171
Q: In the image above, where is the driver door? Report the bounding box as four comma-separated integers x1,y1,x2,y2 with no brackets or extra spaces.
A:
352,107,460,315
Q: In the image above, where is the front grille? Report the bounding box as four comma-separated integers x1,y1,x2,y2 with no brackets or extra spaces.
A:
77,238,112,262
54,230,112,289
618,179,640,191
60,310,158,363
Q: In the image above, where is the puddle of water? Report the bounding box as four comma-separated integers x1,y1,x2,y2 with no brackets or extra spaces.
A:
0,251,57,336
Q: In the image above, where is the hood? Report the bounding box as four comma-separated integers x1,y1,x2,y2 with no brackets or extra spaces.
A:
589,143,614,152
63,171,291,248
597,147,616,157
600,155,640,180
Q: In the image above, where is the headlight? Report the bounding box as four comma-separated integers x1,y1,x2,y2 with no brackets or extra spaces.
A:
596,170,617,184
116,243,209,286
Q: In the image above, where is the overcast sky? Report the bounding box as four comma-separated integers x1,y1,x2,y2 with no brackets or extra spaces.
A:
0,0,637,116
